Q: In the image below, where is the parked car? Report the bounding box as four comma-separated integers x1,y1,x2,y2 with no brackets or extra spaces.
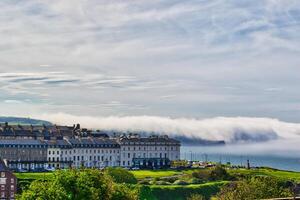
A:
45,166,55,172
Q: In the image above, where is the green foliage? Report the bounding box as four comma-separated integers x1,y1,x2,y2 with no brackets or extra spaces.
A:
173,180,189,185
18,180,68,200
191,170,211,180
149,182,227,200
186,194,205,200
18,169,138,200
191,166,232,182
216,176,293,200
111,184,138,200
155,181,171,185
160,176,178,183
105,167,137,184
188,178,203,185
209,165,231,181
138,185,156,200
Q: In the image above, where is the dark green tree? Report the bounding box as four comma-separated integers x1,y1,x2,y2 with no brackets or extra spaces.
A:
105,167,137,184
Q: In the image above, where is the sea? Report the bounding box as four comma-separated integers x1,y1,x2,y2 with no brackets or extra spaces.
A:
182,145,300,172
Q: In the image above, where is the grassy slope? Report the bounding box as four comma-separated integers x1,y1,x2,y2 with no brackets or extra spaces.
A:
146,181,227,200
229,168,300,182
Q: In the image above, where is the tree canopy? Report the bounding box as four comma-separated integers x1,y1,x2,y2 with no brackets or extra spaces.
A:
18,169,138,200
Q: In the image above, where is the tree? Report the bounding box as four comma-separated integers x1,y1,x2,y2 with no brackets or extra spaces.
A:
105,167,137,184
19,169,138,200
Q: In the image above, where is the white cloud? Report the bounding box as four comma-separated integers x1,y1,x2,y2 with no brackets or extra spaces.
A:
0,0,299,120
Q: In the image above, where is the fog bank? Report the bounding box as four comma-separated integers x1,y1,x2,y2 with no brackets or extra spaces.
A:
36,113,300,143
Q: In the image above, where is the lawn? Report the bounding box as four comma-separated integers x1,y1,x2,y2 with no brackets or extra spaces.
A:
132,169,198,179
229,168,300,182
15,172,54,180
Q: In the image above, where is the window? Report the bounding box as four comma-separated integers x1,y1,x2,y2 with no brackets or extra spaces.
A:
1,185,5,190
11,178,14,184
128,153,130,158
1,172,5,178
1,192,5,198
10,193,14,198
123,161,125,165
127,161,130,166
10,185,14,190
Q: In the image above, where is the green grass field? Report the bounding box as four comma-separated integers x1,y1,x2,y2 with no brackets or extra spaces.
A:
229,168,300,182
132,169,187,179
15,172,54,180
15,168,300,182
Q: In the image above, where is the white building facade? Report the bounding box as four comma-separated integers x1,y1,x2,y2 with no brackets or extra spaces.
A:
118,135,180,168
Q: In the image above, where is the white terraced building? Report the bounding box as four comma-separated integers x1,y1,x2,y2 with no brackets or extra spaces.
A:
118,135,181,168
0,133,180,170
47,138,120,169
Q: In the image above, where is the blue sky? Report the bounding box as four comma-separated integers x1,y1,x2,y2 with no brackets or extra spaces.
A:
1,0,300,122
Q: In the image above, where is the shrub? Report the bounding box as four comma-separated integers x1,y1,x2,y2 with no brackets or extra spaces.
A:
105,167,138,184
138,179,150,185
191,170,211,180
217,176,293,200
189,178,204,184
161,176,178,183
187,194,205,200
209,165,231,181
173,180,189,185
155,181,171,185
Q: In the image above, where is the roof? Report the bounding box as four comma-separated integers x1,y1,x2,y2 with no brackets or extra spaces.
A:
119,136,180,145
0,139,45,145
0,158,9,171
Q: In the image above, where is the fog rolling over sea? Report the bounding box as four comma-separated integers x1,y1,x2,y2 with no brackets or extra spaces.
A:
182,142,300,172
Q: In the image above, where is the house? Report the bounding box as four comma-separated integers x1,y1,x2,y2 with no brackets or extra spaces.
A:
0,158,17,200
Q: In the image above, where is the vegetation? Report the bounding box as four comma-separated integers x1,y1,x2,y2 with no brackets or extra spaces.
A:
15,166,300,200
105,167,137,184
0,116,52,125
18,169,138,200
216,176,293,200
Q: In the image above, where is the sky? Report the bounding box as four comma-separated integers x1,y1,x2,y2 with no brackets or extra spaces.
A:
1,0,300,124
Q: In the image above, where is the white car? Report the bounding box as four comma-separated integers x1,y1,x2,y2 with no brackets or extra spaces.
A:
45,166,56,172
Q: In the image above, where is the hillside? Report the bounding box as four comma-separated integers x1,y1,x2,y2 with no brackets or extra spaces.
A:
0,116,52,126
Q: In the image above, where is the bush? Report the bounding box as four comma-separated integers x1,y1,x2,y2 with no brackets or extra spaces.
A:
161,176,178,183
191,170,211,180
105,167,138,184
217,176,293,200
187,194,205,200
189,178,204,184
138,179,150,185
156,181,171,185
209,165,231,181
173,180,189,185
